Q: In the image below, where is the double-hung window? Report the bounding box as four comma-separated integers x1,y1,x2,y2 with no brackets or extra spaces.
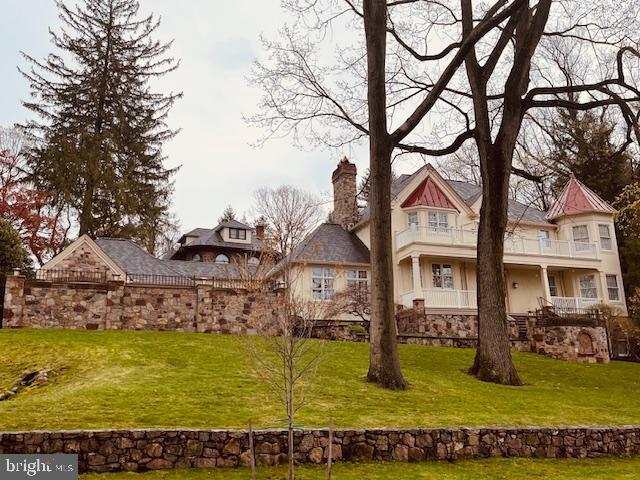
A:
347,270,368,289
229,228,247,240
572,225,590,252
599,224,613,251
312,267,334,300
428,212,448,233
407,212,419,229
579,274,597,299
606,274,620,301
432,264,454,289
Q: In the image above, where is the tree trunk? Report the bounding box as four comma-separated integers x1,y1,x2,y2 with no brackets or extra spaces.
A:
470,145,522,385
364,0,407,390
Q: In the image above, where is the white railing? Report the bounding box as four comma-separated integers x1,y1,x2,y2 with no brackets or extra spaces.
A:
423,289,477,309
396,226,599,260
549,296,602,311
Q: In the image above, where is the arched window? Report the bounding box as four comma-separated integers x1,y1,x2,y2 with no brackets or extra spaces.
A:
248,257,260,266
215,254,230,264
192,254,201,262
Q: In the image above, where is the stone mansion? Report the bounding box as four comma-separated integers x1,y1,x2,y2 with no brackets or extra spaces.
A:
33,158,627,317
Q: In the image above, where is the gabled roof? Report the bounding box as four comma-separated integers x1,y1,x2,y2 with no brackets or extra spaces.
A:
215,219,252,231
356,166,550,226
96,238,181,276
401,177,458,210
289,223,370,265
546,176,616,220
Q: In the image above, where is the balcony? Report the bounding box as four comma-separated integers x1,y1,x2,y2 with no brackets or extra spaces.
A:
401,288,477,309
395,226,599,260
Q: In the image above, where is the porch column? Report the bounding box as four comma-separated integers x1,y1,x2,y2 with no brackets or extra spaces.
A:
411,254,423,300
598,270,608,303
540,266,551,303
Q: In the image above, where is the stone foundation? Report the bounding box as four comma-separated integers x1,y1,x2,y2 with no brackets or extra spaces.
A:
2,275,280,335
0,426,638,473
531,325,610,364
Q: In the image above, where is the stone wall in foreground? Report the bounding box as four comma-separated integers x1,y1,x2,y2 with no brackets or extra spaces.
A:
0,426,638,473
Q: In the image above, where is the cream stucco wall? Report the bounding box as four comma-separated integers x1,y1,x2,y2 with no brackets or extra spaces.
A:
349,165,627,315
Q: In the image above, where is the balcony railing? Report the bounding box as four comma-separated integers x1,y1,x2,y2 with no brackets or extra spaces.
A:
396,226,599,260
401,288,477,308
549,296,602,311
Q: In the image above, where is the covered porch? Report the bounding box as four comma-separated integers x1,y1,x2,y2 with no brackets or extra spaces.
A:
398,254,616,314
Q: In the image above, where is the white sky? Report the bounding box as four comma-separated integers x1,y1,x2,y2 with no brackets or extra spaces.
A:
1,0,416,233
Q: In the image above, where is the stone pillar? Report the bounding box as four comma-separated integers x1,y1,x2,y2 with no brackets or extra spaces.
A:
540,266,551,303
3,273,25,327
105,280,125,330
411,255,423,303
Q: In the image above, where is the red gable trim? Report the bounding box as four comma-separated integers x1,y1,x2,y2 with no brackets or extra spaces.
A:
401,177,459,211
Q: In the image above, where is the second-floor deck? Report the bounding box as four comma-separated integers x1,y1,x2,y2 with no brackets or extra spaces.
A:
396,226,600,260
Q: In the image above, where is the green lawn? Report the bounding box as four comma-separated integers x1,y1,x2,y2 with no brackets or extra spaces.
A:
80,458,640,479
0,329,639,430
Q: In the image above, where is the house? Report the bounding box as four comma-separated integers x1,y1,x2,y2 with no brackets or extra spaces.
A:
169,219,266,265
40,236,249,284
288,158,628,316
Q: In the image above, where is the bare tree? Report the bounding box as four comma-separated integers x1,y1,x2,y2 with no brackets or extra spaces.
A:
253,185,324,256
249,1,640,385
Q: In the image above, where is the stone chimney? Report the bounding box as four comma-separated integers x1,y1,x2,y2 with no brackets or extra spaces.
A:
330,157,358,230
255,223,265,241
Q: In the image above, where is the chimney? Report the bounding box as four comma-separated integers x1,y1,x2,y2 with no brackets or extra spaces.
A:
330,157,358,230
255,223,265,241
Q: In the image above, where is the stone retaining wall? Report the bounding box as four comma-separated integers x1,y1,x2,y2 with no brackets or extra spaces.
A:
531,325,610,364
0,426,638,473
2,275,280,335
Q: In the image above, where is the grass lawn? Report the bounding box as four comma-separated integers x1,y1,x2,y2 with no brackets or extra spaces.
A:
0,329,639,430
80,458,640,479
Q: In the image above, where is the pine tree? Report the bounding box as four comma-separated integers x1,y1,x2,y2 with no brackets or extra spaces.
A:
218,205,237,224
546,111,635,202
20,0,181,251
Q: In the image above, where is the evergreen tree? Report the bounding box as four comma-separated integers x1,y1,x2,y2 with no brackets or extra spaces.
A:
218,205,236,224
546,111,635,202
0,219,32,275
20,0,181,251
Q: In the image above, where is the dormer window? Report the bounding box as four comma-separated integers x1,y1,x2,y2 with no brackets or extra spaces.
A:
229,228,247,240
407,212,419,228
428,212,448,232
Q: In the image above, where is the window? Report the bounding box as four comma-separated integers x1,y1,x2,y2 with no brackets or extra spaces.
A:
606,274,620,301
347,270,368,289
407,212,419,228
312,267,334,300
432,264,454,289
215,254,229,264
548,275,558,297
572,225,590,252
599,224,613,251
229,228,247,240
248,257,260,266
579,274,597,299
192,254,202,262
428,212,448,232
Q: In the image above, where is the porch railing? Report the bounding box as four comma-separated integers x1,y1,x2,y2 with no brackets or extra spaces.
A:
35,269,110,283
548,296,602,311
401,288,477,309
396,226,599,260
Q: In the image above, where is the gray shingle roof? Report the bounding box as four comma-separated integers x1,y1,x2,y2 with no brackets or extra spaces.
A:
176,222,264,252
95,238,247,279
289,223,370,265
357,168,550,226
96,238,182,276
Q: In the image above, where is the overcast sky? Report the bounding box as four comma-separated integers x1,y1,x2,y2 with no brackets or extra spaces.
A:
0,0,412,232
